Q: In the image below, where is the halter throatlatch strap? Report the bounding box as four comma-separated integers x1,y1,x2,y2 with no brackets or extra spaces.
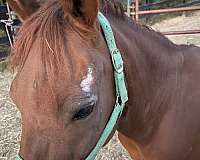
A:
85,12,128,160
16,12,128,160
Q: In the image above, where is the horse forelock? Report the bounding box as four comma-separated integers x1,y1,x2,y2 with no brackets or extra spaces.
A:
10,1,65,73
10,0,94,75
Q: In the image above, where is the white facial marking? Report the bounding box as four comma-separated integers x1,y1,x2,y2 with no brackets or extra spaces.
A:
80,67,94,92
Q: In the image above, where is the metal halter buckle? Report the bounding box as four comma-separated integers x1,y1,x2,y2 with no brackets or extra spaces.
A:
111,48,124,73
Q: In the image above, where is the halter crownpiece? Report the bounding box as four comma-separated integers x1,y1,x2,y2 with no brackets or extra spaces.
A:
16,12,128,160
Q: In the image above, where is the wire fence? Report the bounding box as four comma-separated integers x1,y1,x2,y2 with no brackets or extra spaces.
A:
0,1,19,62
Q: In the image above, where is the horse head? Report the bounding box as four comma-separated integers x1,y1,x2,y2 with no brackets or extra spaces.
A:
10,0,118,159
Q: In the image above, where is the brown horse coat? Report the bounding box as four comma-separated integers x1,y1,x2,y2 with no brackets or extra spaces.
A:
9,0,200,160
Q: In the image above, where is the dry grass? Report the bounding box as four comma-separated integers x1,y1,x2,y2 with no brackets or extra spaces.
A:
0,72,21,160
152,12,200,46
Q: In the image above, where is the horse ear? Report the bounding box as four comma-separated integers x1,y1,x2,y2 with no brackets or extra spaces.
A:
7,0,41,21
61,0,99,27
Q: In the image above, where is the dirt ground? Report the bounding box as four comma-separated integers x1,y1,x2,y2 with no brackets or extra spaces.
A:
0,11,200,160
152,12,200,46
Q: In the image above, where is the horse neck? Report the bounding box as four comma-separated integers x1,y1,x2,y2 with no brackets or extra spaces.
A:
109,17,183,143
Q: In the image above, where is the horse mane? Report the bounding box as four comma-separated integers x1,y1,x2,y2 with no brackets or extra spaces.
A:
100,0,174,47
100,0,125,19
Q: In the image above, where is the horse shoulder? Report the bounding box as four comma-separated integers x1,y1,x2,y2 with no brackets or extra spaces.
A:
150,46,200,160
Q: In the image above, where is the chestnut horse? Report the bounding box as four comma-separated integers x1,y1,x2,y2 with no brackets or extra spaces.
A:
9,0,200,160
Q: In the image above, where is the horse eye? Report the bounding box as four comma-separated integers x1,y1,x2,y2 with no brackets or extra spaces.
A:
72,102,95,121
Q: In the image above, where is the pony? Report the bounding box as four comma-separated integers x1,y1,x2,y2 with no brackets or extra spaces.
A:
9,0,200,159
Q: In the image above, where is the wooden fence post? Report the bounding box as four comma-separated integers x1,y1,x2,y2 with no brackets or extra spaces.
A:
135,0,140,21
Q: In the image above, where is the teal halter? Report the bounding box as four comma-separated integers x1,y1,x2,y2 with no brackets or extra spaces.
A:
85,12,128,160
16,12,128,160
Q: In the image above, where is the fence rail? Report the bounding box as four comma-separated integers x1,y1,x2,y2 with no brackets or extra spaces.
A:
139,0,200,10
0,2,15,62
130,5,200,15
128,0,200,36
